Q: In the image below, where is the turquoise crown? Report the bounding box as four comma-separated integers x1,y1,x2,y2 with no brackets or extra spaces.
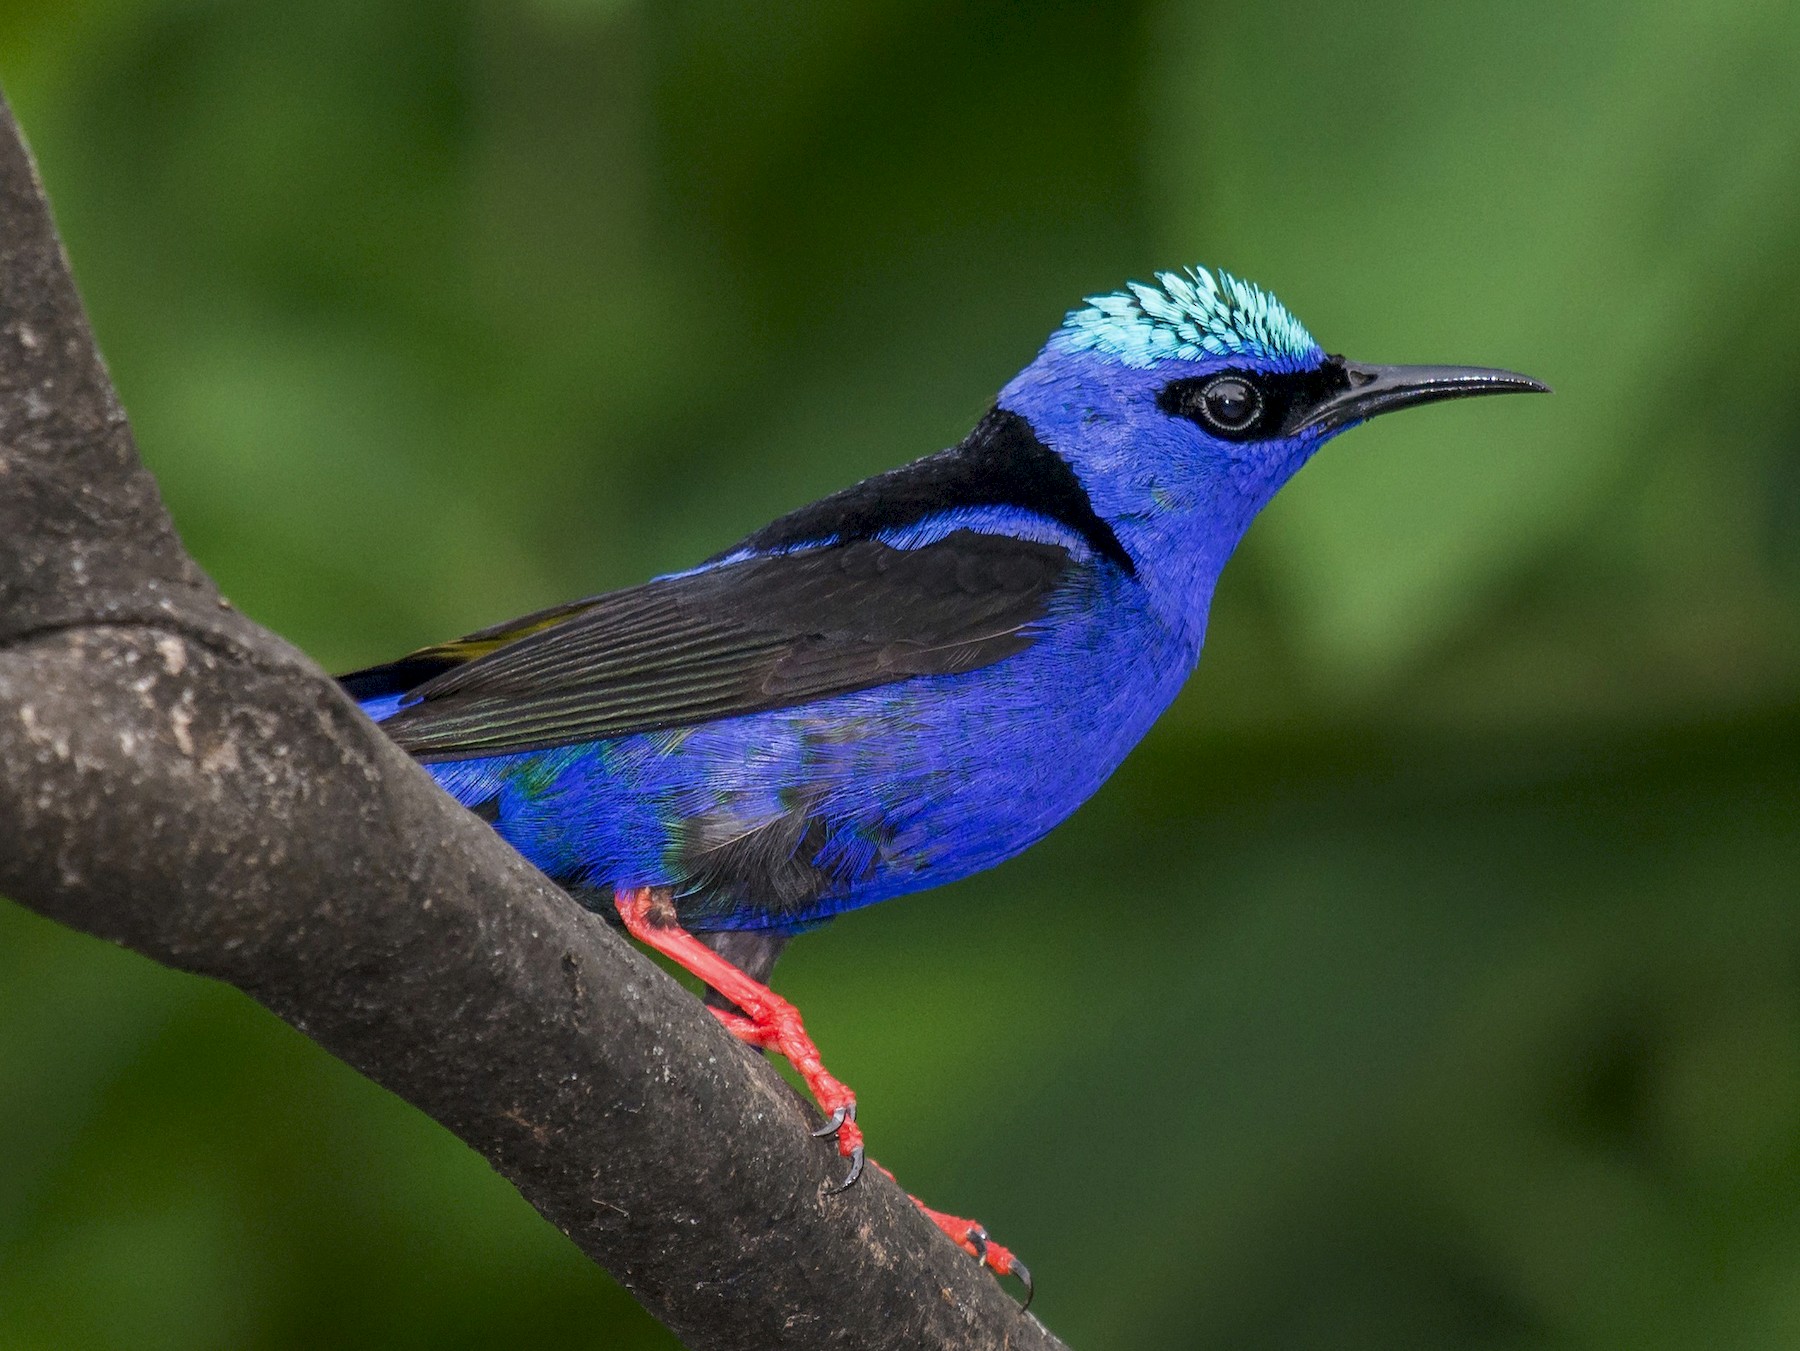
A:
1056,266,1320,370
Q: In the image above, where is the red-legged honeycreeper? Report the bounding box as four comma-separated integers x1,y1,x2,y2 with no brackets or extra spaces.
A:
342,266,1547,1297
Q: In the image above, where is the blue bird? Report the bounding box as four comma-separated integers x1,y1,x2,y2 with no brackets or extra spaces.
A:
342,266,1546,1295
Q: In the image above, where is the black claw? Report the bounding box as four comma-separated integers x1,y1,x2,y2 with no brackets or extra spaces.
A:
1011,1258,1034,1313
967,1226,990,1263
812,1101,855,1139
827,1143,865,1194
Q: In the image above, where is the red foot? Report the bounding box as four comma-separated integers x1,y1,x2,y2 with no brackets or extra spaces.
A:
907,1180,1032,1307
615,889,864,1187
615,888,1030,1304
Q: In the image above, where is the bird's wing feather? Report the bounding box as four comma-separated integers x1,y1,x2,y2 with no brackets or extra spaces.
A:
352,529,1075,760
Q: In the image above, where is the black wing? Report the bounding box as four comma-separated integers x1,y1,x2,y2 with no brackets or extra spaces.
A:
346,529,1077,760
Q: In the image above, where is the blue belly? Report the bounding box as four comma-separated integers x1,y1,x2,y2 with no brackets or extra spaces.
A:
402,573,1194,931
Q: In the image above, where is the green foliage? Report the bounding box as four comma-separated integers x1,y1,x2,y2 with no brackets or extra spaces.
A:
1,2,1796,1346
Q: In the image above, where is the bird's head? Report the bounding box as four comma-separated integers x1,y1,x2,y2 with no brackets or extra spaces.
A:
996,267,1546,627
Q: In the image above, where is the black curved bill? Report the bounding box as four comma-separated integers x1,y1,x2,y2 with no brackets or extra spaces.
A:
1286,360,1550,437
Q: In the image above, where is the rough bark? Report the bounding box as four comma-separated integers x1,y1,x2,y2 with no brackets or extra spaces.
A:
0,90,1067,1351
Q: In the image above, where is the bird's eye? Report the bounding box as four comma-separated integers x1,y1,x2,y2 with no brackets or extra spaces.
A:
1199,376,1261,433
1155,370,1279,440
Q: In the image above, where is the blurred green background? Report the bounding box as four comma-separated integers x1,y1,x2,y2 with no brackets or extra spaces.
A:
2,2,1799,1347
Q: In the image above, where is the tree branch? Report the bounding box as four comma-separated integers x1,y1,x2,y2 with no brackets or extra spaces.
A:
0,90,1067,1351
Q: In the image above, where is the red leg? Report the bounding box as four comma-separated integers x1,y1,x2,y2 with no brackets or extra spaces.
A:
708,1005,776,1048
615,888,865,1185
616,888,1031,1302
